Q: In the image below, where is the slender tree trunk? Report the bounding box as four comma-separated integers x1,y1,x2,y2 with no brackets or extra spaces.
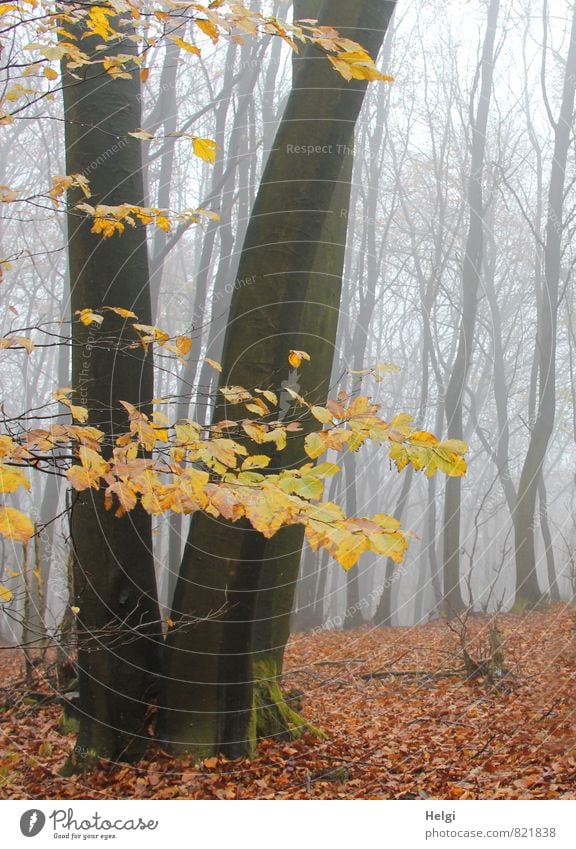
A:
514,0,576,605
443,0,500,616
538,475,559,603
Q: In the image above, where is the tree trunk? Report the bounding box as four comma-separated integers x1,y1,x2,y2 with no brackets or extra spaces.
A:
62,14,160,763
443,0,500,616
513,0,576,606
160,0,396,757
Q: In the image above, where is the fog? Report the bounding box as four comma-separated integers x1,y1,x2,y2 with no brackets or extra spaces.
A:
1,0,575,641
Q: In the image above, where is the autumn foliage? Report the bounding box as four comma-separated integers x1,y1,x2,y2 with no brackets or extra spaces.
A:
0,309,468,607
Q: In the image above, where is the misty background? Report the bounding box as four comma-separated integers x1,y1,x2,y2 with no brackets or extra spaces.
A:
1,0,575,641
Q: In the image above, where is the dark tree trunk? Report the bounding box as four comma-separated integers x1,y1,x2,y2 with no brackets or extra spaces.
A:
62,15,160,762
160,0,396,757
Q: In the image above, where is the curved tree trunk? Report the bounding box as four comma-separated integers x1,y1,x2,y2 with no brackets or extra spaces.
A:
513,0,576,606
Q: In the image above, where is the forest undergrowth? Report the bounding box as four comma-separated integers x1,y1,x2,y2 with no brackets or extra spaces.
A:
1,605,576,800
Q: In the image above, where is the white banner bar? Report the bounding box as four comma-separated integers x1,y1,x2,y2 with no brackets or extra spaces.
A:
1,799,574,848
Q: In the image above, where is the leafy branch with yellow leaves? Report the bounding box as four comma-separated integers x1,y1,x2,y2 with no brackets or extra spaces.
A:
0,311,468,606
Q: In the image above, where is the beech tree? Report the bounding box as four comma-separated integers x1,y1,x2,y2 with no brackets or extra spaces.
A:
442,0,500,616
0,0,473,767
513,0,576,605
61,11,162,761
161,0,398,757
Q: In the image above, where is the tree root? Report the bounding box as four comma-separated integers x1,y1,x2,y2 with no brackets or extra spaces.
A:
251,658,326,745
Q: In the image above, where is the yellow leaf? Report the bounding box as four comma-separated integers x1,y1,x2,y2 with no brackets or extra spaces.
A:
374,361,400,380
390,412,413,429
432,449,467,477
242,421,268,443
347,395,371,418
106,479,138,515
262,427,286,450
89,214,125,236
66,446,109,491
4,84,35,103
291,475,324,501
220,385,252,404
204,357,222,372
304,431,326,459
0,506,34,542
85,5,115,41
196,18,219,43
0,464,30,493
175,422,201,447
313,462,340,478
128,129,154,140
170,36,201,55
192,137,218,164
0,584,13,603
440,438,468,455
0,335,35,353
76,308,103,327
104,306,139,319
69,404,89,423
176,335,192,356
372,513,402,532
43,66,58,81
132,323,170,345
336,534,368,570
367,531,407,563
245,398,270,416
155,215,171,232
328,50,394,82
203,438,245,469
409,431,439,446
0,185,18,202
241,455,271,471
255,388,278,405
310,405,333,424
288,349,310,368
140,67,149,83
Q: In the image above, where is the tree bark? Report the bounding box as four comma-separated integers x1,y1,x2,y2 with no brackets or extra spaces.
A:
513,0,576,606
160,0,396,757
443,0,500,616
62,14,160,762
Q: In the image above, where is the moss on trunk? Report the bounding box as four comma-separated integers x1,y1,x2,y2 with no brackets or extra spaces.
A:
161,0,396,757
249,657,325,748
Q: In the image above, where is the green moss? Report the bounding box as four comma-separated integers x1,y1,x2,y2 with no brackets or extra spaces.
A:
58,711,80,736
251,657,325,744
60,747,99,776
510,595,550,615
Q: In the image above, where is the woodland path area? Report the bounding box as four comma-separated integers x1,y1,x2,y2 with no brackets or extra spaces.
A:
1,606,576,800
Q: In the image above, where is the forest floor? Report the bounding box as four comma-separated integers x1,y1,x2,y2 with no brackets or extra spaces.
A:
2,604,576,799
